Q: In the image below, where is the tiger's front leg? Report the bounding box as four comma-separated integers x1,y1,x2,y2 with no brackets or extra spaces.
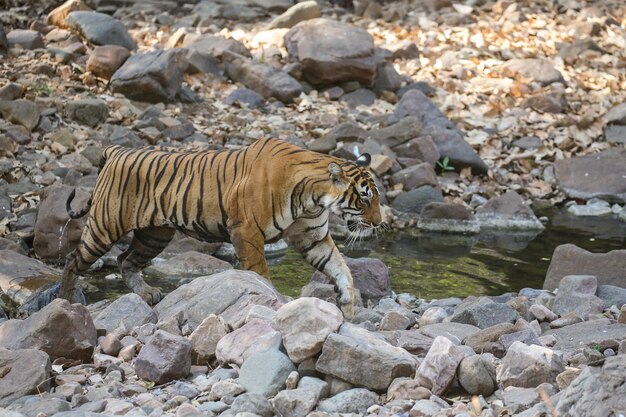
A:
229,225,270,279
287,224,355,318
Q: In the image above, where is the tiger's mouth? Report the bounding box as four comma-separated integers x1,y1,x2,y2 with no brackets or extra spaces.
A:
347,219,373,229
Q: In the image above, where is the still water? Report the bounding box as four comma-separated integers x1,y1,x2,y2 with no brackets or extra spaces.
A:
85,209,626,302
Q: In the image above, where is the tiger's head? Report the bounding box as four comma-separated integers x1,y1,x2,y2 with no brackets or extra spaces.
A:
327,153,383,232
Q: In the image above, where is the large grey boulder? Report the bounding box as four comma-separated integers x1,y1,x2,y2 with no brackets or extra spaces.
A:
92,293,157,335
224,51,302,103
273,297,342,363
238,349,296,397
556,354,626,416
66,11,136,50
110,49,187,103
316,323,417,391
0,299,97,362
544,244,626,290
284,18,379,86
388,90,488,173
0,348,51,407
154,269,284,331
554,149,626,203
134,330,191,384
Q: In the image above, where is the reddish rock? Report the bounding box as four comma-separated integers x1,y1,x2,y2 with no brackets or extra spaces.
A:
86,45,130,79
134,330,191,384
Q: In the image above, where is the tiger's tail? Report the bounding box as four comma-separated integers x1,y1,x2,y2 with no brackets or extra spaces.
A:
66,189,92,219
66,147,111,219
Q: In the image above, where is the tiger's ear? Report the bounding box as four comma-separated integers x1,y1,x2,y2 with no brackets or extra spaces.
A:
328,162,346,183
356,153,371,167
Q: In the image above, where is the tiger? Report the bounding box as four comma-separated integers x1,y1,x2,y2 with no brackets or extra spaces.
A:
59,137,382,317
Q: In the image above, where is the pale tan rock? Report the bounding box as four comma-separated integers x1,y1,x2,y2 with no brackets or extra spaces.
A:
48,0,92,29
189,314,228,364
274,297,343,363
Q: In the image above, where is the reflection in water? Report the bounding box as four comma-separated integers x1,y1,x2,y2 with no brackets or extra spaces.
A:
269,209,626,299
84,209,626,302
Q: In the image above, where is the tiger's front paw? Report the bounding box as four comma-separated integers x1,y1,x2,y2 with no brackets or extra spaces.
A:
136,285,163,305
339,290,355,320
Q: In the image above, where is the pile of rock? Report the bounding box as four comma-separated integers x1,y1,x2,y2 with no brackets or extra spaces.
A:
1,262,625,416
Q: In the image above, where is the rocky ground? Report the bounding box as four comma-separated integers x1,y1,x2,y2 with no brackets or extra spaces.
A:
1,0,626,416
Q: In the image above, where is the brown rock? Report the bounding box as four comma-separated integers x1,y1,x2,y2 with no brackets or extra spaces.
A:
420,202,473,220
0,299,97,362
544,244,626,290
389,162,439,192
284,18,379,86
522,90,568,113
101,333,123,356
311,256,391,302
554,149,626,203
86,45,130,79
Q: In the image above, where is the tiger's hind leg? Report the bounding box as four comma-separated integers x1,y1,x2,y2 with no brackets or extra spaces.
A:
59,220,118,302
117,227,175,305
